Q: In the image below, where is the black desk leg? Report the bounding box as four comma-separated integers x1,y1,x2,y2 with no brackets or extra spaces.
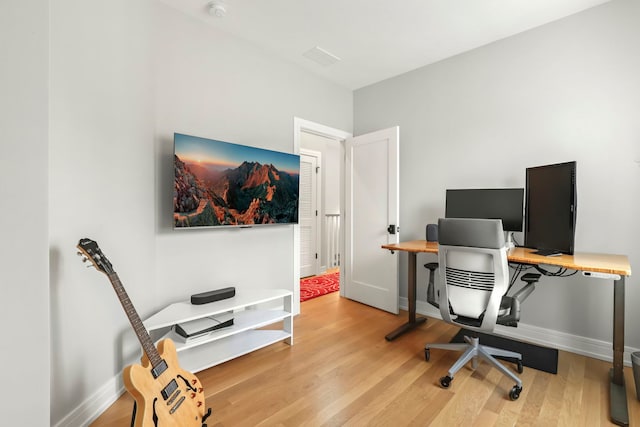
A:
610,276,628,426
385,252,427,341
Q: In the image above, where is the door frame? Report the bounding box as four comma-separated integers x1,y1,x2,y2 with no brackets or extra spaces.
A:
293,118,352,314
299,148,322,278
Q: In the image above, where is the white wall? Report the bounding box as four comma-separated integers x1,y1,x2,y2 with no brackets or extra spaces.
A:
48,1,352,425
0,2,50,425
152,3,351,310
354,0,639,347
49,1,155,424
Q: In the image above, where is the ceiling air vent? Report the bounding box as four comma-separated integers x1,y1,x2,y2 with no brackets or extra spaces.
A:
302,46,341,66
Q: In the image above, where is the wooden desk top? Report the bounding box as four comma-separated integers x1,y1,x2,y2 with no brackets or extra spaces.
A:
382,240,439,254
382,240,631,276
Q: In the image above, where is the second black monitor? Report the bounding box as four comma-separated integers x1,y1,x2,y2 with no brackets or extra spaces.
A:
445,188,524,232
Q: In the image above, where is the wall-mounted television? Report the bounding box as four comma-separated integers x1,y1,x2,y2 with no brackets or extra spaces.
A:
525,161,577,255
173,133,300,228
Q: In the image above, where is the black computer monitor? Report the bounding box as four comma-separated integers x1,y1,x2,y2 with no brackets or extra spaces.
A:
445,188,524,232
525,161,577,255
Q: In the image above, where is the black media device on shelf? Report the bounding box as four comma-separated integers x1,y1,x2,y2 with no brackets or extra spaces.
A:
525,161,577,256
191,287,236,305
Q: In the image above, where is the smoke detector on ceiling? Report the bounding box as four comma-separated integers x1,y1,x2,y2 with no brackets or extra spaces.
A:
208,1,227,18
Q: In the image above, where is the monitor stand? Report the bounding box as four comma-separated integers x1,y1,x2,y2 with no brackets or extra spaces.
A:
505,232,515,251
533,248,562,257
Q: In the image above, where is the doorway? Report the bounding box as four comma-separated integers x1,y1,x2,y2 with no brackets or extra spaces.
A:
293,119,400,315
293,118,351,313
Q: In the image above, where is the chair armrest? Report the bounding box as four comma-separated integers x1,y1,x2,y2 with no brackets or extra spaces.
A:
521,273,541,284
514,273,539,303
424,262,439,309
497,274,539,326
497,296,520,327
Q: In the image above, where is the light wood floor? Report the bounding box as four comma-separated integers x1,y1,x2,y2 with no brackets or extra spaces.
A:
91,291,640,426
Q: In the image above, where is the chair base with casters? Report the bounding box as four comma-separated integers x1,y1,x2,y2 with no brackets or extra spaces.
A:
424,270,540,400
425,334,524,400
424,259,528,397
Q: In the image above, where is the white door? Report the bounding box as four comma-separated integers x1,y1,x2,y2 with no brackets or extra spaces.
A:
344,127,400,313
299,152,319,278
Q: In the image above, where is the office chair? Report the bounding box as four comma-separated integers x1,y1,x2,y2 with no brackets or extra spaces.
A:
424,218,539,400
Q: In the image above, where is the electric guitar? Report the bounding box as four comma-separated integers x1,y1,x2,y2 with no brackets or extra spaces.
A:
77,238,212,427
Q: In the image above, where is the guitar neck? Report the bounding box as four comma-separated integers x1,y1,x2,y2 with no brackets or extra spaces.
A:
107,272,163,368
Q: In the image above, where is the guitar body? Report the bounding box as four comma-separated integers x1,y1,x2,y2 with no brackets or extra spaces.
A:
124,339,206,427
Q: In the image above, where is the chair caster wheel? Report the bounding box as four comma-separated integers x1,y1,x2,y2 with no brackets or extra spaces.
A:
425,349,430,361
509,385,522,400
440,375,452,388
517,360,523,374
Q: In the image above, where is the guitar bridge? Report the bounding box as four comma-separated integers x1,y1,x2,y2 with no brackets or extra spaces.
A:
166,389,181,406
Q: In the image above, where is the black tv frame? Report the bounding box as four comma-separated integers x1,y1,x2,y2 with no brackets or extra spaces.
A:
524,161,577,255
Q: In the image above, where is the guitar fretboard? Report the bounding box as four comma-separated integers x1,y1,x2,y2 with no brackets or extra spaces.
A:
108,272,163,368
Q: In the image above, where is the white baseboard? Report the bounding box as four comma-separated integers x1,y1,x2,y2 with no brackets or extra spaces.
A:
53,376,124,427
403,297,638,367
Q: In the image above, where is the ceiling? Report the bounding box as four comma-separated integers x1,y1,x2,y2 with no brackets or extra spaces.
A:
158,0,611,90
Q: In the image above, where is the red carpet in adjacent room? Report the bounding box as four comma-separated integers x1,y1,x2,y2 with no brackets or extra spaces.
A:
300,272,340,302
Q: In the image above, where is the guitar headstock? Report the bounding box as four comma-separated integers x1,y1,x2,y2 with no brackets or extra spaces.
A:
77,238,114,275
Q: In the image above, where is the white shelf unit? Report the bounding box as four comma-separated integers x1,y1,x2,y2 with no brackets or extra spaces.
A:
144,288,293,373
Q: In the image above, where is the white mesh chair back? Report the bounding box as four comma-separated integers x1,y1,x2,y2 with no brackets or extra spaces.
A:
437,218,509,332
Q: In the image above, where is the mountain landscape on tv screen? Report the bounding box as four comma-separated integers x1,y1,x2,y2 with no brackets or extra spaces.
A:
174,155,299,227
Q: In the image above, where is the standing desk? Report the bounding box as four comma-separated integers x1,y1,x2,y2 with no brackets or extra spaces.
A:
381,240,632,426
